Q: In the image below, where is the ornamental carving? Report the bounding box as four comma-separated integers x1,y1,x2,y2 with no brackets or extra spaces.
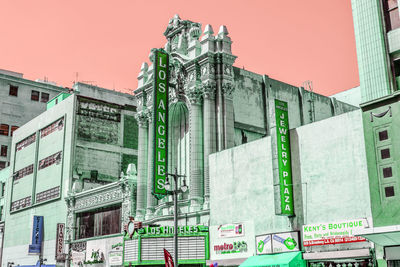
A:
186,86,203,105
74,188,123,211
135,111,148,127
222,82,235,99
202,81,217,99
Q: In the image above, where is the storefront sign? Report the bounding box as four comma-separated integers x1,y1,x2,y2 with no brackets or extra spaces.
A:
109,249,123,266
275,99,294,216
272,232,299,253
55,223,65,261
153,49,169,196
28,215,44,253
213,241,247,254
143,225,202,236
218,223,244,238
302,219,367,246
256,231,299,255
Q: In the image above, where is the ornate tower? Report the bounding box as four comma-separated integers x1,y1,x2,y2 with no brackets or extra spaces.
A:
135,15,236,221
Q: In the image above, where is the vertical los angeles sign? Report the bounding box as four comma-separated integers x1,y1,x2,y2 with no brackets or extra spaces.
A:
153,49,169,196
275,99,294,215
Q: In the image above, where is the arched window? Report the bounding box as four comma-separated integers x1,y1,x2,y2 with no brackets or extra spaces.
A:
167,101,189,199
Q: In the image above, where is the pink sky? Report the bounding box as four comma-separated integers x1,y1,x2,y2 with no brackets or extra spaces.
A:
0,0,358,96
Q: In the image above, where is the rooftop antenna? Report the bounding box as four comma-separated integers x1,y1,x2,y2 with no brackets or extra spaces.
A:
302,80,315,123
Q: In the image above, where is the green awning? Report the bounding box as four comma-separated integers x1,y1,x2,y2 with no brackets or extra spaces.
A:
239,252,305,267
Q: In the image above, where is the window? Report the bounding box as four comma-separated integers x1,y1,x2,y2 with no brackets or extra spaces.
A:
76,205,121,239
0,161,5,170
0,124,9,136
36,186,60,203
16,134,36,151
0,145,7,157
10,196,31,212
385,186,395,197
13,164,34,181
381,148,391,159
31,90,40,101
383,0,400,31
38,151,62,170
379,130,389,141
41,92,49,103
40,118,64,138
9,85,18,96
383,167,393,178
10,126,18,136
0,182,5,198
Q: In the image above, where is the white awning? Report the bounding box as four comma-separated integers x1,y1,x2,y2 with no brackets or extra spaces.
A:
303,249,370,260
353,225,400,246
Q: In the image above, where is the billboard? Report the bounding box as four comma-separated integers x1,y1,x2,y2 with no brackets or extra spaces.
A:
153,49,169,196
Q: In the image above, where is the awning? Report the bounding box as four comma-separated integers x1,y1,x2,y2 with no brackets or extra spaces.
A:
353,225,400,246
239,252,305,267
206,258,248,266
303,249,370,260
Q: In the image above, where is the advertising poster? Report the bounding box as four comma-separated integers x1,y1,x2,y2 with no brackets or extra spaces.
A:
256,231,299,255
302,219,367,246
218,223,244,238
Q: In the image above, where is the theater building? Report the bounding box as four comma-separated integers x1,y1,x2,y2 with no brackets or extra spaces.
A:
125,14,365,266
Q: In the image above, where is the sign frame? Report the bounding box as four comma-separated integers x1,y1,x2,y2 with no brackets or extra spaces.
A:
153,49,169,196
255,231,300,255
275,99,294,216
55,223,65,261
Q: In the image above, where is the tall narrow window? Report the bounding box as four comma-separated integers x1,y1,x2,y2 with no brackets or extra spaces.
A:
0,162,6,170
0,145,7,157
381,148,391,159
10,126,19,136
31,90,40,101
0,124,9,136
383,0,400,31
9,85,18,96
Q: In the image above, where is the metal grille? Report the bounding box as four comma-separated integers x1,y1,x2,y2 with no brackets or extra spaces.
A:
124,239,139,262
36,186,60,203
141,236,205,261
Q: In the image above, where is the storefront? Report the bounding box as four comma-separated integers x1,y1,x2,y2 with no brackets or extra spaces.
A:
354,225,400,266
208,222,255,267
237,231,305,267
123,225,209,267
70,236,124,267
302,219,373,266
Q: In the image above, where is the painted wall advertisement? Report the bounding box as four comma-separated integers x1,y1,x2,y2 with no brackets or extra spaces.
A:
210,222,254,261
256,231,300,255
302,219,367,246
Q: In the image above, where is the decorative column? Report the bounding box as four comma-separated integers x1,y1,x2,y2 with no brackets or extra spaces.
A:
222,81,235,149
202,81,217,209
146,109,156,219
187,87,204,211
135,111,148,221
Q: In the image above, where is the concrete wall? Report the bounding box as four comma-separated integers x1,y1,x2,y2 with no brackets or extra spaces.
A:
209,109,371,256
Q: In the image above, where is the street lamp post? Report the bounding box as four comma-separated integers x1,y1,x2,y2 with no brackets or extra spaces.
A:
165,168,188,267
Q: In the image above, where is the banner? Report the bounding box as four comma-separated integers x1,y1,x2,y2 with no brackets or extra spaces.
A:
275,99,294,215
29,215,44,253
164,248,174,267
153,49,169,196
55,223,65,260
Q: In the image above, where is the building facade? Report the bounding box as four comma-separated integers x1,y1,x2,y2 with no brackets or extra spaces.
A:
2,90,138,266
0,69,69,170
352,0,400,265
123,14,361,267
